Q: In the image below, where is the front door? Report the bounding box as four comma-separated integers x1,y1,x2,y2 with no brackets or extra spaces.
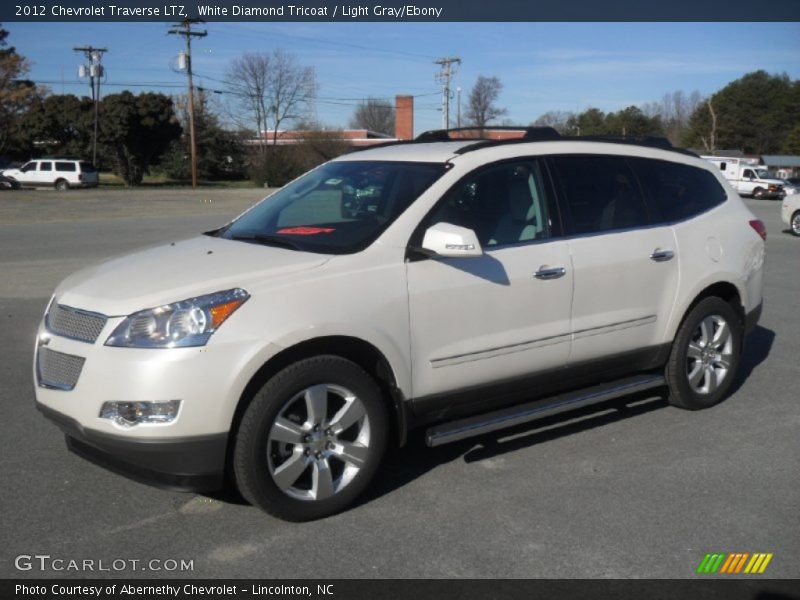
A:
407,159,573,401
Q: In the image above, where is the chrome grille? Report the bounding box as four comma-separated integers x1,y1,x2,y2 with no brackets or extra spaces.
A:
37,347,85,391
46,303,107,343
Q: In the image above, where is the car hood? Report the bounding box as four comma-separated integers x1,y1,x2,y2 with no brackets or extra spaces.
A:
54,235,330,316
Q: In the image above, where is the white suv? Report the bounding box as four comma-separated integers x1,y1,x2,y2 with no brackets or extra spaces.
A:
33,128,766,520
3,158,99,190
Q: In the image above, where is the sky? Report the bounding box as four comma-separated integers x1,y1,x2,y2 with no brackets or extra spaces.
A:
6,21,800,134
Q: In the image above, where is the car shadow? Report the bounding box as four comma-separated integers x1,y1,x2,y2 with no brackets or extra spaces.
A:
730,324,775,395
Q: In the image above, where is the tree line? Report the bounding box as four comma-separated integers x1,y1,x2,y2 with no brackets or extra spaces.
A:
2,22,799,187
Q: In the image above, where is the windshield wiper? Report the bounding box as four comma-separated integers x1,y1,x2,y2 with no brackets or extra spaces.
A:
228,233,301,251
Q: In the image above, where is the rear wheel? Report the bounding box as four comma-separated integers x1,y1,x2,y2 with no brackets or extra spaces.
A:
791,211,800,236
55,179,70,191
666,297,742,410
233,355,388,521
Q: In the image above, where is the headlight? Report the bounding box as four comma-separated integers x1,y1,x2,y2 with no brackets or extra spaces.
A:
105,288,249,348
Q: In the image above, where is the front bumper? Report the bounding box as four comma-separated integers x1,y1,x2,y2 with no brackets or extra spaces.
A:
37,402,227,492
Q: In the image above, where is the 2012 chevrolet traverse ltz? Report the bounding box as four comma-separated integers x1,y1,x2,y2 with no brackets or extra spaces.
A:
34,128,765,520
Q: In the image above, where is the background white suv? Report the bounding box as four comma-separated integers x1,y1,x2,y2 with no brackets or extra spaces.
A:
3,158,99,190
33,128,765,520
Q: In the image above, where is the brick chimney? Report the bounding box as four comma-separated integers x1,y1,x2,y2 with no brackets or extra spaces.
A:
395,95,414,140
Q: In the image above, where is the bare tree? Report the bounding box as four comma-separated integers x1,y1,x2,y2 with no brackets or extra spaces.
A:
642,89,704,144
465,75,507,129
531,110,575,134
701,98,717,154
349,97,395,135
226,49,317,151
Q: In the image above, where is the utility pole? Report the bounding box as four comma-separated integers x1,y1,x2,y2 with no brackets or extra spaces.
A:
456,86,462,128
75,46,107,165
169,18,207,188
435,57,461,130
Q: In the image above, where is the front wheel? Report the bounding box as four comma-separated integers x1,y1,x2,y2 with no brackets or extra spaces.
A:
752,187,765,199
666,297,742,410
791,211,800,236
233,356,388,521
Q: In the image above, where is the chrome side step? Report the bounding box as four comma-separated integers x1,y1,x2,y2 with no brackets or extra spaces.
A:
425,374,665,447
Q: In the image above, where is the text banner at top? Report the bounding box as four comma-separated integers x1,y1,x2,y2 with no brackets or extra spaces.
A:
3,0,800,22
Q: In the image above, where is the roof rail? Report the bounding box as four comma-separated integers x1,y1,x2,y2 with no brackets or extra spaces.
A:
346,128,698,158
415,126,561,143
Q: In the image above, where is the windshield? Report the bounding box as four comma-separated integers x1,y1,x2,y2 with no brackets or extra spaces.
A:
755,169,772,179
218,160,446,254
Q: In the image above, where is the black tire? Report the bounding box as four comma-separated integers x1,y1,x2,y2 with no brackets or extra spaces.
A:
55,179,70,191
791,211,800,237
233,355,388,521
666,297,742,410
752,187,765,199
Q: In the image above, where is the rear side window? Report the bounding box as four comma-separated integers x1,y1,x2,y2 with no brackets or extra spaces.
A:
550,155,650,235
631,158,727,223
39,162,52,171
55,162,77,172
79,162,97,173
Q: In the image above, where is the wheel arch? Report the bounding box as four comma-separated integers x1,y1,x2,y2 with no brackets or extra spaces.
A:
669,280,745,343
229,335,410,467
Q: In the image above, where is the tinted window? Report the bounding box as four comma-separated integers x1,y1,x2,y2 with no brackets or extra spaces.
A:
426,160,552,248
79,162,97,173
550,155,650,234
20,162,34,172
631,159,727,223
220,161,445,255
743,169,755,179
55,162,77,172
39,162,52,171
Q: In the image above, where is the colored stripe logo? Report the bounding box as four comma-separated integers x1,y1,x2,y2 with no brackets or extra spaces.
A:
697,552,773,574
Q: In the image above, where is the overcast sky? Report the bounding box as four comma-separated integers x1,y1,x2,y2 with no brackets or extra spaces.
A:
7,21,800,133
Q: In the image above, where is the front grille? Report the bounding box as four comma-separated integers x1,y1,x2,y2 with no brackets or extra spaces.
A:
46,303,107,343
37,347,85,390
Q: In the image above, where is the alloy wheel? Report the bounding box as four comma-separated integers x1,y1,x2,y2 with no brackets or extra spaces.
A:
266,383,370,502
685,315,734,394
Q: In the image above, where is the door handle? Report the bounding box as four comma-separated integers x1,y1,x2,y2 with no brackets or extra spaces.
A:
650,249,674,262
534,266,566,280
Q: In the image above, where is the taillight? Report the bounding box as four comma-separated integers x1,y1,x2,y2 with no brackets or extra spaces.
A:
749,219,767,241
78,173,83,181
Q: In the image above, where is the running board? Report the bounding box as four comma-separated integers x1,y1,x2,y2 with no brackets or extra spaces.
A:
425,374,665,447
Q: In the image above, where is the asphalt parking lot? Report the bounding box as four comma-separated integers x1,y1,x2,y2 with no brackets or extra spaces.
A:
1,188,798,579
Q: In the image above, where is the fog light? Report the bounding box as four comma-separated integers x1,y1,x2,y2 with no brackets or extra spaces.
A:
99,400,181,427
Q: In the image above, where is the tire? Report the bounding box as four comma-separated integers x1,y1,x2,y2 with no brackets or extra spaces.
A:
752,187,765,199
233,355,388,521
666,297,742,410
55,179,70,191
791,211,800,237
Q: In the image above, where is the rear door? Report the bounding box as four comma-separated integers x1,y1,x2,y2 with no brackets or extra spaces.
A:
35,161,54,186
549,154,679,364
407,158,573,400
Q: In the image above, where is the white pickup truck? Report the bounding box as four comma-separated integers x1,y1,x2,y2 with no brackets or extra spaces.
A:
702,156,785,199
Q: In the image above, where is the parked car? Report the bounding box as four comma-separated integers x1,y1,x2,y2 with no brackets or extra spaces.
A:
34,128,765,521
779,178,799,196
782,193,800,235
0,174,21,190
2,158,99,190
702,156,785,199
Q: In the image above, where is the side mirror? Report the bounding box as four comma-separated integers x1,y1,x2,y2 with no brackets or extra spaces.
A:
421,222,483,258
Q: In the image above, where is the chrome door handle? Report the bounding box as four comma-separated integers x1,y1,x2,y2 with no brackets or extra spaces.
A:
534,266,566,280
650,249,674,262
